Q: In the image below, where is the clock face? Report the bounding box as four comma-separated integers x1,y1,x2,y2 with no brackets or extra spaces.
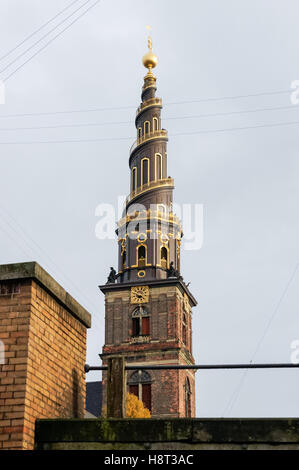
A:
131,285,149,304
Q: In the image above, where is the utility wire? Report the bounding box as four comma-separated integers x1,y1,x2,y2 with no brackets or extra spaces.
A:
166,89,291,105
0,89,291,118
2,0,101,83
0,0,82,63
222,261,299,417
0,0,93,77
0,104,297,132
0,118,299,144
0,104,297,131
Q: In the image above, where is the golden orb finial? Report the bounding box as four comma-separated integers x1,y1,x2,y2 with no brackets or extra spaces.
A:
142,26,158,72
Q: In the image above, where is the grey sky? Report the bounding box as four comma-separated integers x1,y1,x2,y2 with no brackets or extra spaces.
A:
0,0,298,417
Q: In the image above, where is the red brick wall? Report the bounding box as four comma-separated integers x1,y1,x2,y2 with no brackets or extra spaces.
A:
101,285,196,417
0,279,87,450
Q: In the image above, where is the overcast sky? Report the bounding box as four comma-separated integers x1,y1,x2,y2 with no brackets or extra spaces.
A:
0,0,299,417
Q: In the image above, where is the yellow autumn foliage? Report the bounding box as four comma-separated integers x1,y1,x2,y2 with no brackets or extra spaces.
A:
126,393,151,418
100,393,151,418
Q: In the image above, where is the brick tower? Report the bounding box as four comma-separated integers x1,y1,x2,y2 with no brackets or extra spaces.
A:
100,34,197,417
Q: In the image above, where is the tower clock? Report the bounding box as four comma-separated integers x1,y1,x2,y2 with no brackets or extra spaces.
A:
100,34,197,417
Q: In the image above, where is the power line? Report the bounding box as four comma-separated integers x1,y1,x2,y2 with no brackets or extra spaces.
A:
2,0,102,83
0,104,297,132
0,89,291,118
222,261,299,417
0,0,93,77
0,0,82,63
166,89,291,105
0,118,299,144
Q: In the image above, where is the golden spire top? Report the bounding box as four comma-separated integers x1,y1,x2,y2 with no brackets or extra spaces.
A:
142,25,158,74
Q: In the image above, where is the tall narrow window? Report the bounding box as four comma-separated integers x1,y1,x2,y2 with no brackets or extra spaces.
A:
132,317,140,336
138,127,142,142
155,153,163,180
185,378,191,417
128,370,152,412
131,306,150,338
161,246,168,269
157,204,166,217
132,167,137,192
144,121,150,135
142,384,151,412
153,117,158,131
142,158,149,186
142,316,150,335
137,245,146,267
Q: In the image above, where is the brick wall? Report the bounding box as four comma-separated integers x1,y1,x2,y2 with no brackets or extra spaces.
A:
101,283,196,418
0,280,31,450
0,262,91,450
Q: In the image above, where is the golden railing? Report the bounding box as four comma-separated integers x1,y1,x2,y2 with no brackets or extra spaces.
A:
126,177,174,204
117,207,181,230
130,129,168,155
136,97,162,116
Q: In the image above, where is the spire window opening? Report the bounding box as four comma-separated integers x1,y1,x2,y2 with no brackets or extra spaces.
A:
142,158,150,186
160,246,168,269
157,204,166,217
155,153,163,180
132,167,137,192
144,121,150,135
138,127,142,142
137,245,146,267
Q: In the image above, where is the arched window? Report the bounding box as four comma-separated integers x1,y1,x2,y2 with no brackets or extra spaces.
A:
185,378,191,417
131,306,150,338
132,167,137,192
144,121,150,135
155,153,163,180
138,127,142,142
157,204,167,218
182,313,187,345
137,245,146,267
128,370,152,412
160,246,168,269
141,158,149,186
153,117,159,131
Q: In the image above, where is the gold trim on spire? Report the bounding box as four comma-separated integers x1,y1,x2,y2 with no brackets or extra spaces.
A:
142,25,158,75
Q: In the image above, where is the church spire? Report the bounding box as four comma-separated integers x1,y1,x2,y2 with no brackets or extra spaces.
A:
116,32,182,284
100,35,197,419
